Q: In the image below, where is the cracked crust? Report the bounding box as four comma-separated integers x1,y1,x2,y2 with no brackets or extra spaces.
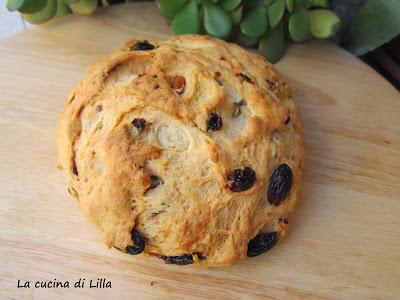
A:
57,35,305,268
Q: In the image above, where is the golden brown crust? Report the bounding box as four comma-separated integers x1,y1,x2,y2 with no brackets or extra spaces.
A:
57,35,305,267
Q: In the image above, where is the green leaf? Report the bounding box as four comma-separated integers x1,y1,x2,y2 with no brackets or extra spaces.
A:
307,0,329,8
55,0,71,17
198,4,206,34
259,22,285,63
157,0,188,19
240,7,268,38
286,0,294,12
309,9,340,39
244,0,264,10
62,0,78,4
237,31,259,47
268,0,285,28
69,0,97,15
6,0,24,11
263,0,276,6
171,0,200,35
204,0,232,39
230,4,243,25
342,0,400,56
288,9,312,42
8,0,47,14
294,0,307,9
21,0,47,14
220,0,241,11
24,0,57,24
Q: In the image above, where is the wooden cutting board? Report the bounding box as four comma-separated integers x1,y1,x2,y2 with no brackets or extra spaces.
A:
1,3,399,299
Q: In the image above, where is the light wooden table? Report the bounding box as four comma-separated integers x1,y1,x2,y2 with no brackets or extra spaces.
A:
1,2,399,299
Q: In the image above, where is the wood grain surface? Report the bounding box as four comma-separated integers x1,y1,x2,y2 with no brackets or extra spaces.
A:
1,3,399,299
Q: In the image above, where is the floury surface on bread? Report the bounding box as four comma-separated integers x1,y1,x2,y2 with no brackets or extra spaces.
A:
57,35,305,268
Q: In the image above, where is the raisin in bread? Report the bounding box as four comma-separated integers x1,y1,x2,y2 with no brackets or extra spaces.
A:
57,35,305,268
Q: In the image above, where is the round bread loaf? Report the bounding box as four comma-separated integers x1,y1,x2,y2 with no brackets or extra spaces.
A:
57,35,305,268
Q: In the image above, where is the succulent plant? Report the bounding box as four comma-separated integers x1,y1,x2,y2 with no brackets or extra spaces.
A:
158,0,341,63
6,0,400,64
5,0,148,24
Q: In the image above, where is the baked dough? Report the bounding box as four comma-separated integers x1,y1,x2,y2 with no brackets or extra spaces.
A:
57,35,305,267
